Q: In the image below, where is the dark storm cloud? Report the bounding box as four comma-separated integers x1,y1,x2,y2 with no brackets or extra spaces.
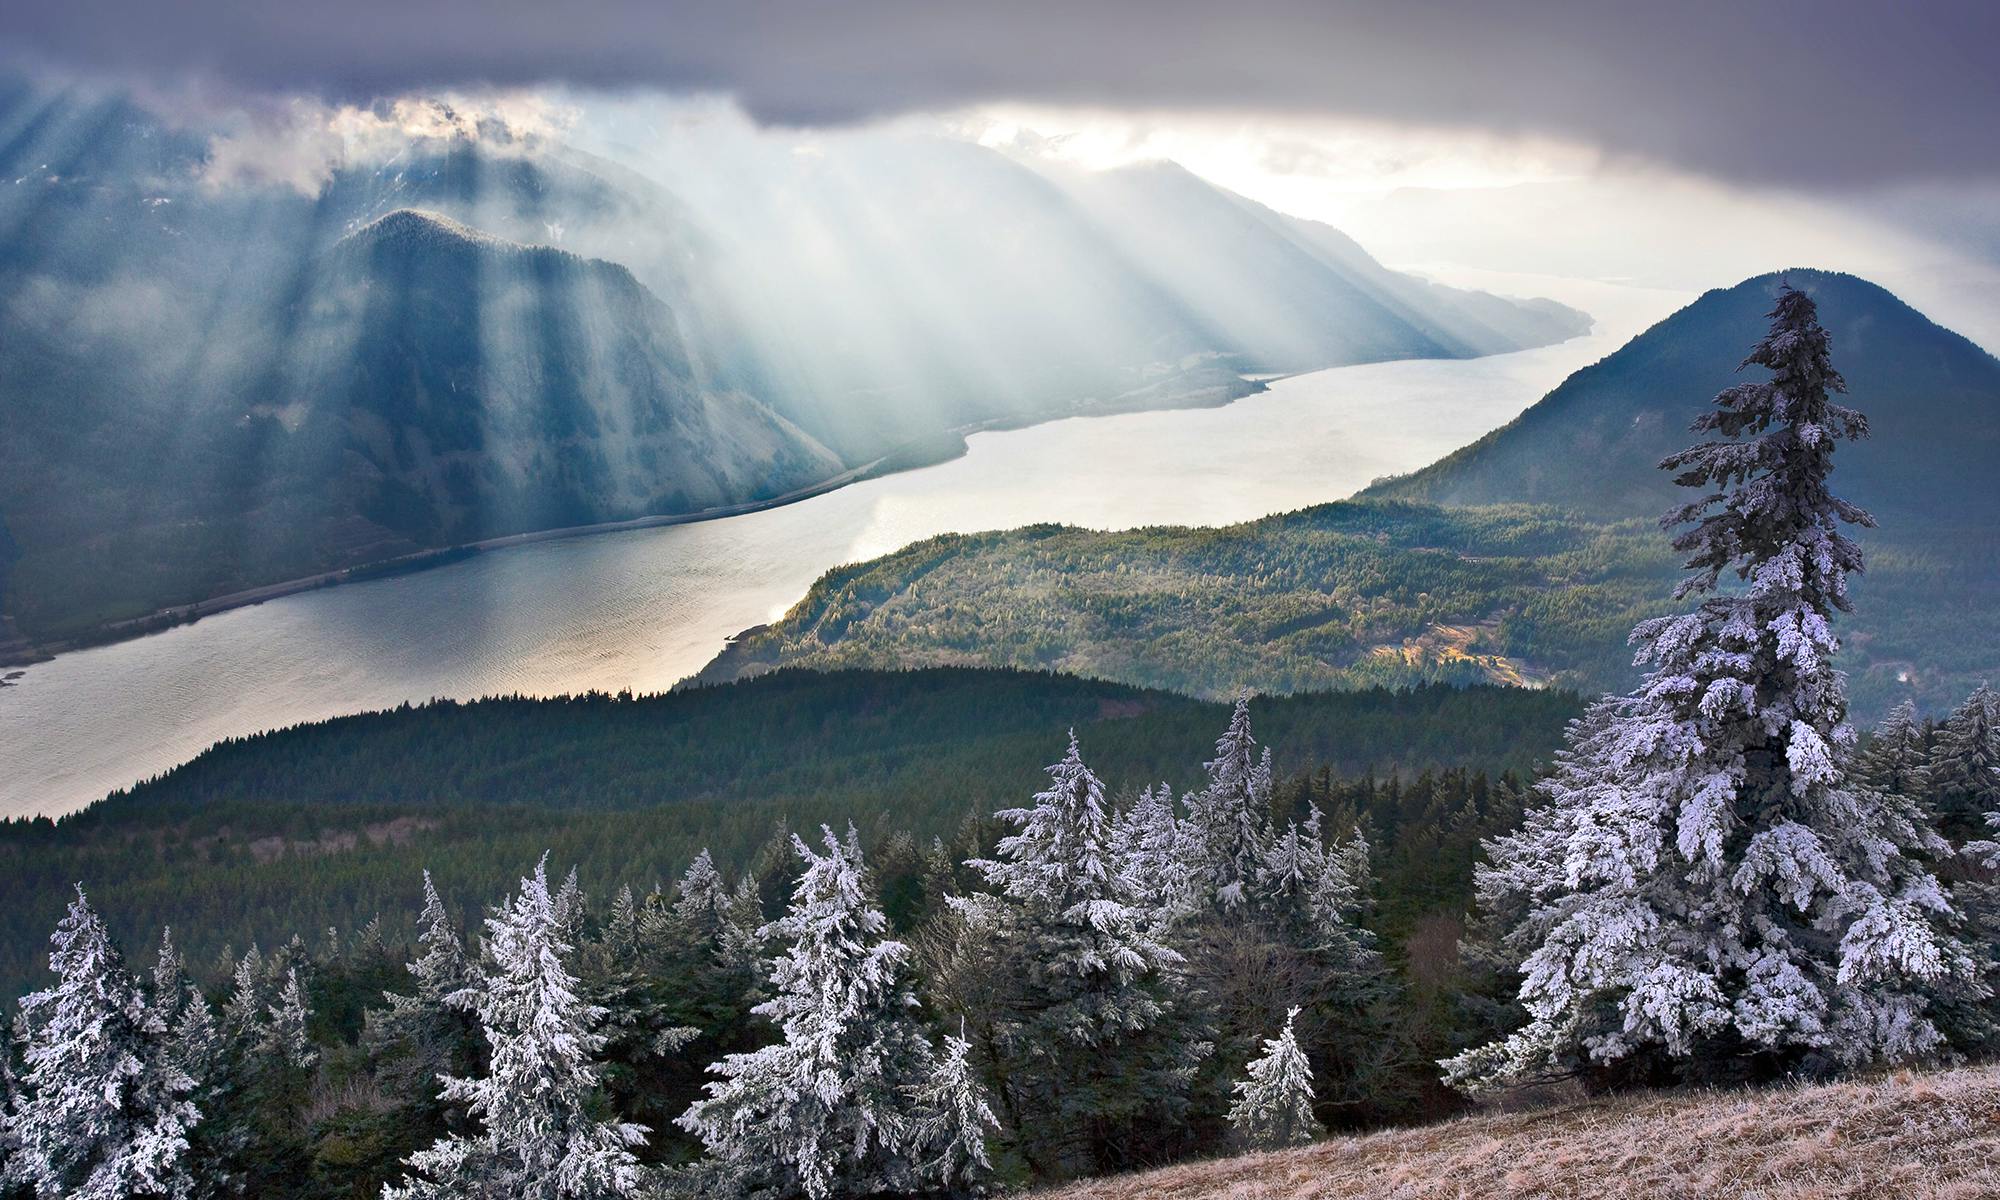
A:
5,0,1996,186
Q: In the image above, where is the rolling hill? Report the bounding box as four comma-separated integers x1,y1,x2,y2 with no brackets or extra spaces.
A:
0,666,1577,1001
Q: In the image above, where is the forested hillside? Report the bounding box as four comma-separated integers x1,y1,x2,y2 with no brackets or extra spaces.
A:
0,668,1578,1000
694,500,1996,720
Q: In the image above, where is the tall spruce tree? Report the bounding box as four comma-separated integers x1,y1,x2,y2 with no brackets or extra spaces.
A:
1184,695,1275,914
12,887,199,1200
1110,784,1197,928
365,871,480,1108
1226,1008,1321,1150
678,826,982,1200
963,734,1208,1178
1856,700,1932,799
1445,285,1976,1092
1928,684,2000,841
385,857,648,1200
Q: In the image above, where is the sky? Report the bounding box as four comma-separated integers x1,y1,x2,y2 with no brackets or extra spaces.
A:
4,0,1998,344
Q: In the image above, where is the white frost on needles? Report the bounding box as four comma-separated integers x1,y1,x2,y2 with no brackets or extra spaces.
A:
1445,285,1978,1093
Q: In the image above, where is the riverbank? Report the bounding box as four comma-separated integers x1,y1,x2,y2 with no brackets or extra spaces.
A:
0,372,1267,672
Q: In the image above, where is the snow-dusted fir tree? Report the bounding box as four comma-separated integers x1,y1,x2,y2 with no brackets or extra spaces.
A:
261,969,316,1071
365,870,477,1100
1184,695,1275,913
13,886,199,1200
964,733,1208,1177
1226,1008,1321,1150
221,945,267,1046
1856,700,1931,799
1445,285,1975,1092
1929,684,2000,839
908,1025,999,1198
384,857,648,1200
1111,783,1197,927
679,826,979,1200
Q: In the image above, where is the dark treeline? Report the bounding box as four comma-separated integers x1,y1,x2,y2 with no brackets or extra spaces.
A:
0,668,1579,1002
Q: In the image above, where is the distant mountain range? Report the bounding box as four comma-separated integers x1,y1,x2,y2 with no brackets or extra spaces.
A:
1364,269,2000,525
0,81,1585,647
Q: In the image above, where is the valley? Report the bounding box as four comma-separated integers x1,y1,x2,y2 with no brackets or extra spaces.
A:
0,273,1667,819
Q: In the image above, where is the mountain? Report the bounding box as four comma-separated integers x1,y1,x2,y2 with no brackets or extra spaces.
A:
0,79,1590,645
691,274,2000,717
0,209,840,641
1364,270,2000,524
1053,161,1590,370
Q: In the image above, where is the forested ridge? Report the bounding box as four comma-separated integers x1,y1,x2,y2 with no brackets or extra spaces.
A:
695,500,1996,720
0,669,1578,1001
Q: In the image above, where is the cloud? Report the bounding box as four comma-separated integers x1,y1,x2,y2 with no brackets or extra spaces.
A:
3,0,1995,187
192,92,572,194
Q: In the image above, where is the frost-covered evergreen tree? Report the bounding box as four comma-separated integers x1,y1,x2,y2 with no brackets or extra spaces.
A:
964,733,1208,1178
1184,695,1275,913
1226,1008,1321,1150
1111,783,1197,927
13,886,199,1200
678,826,973,1200
385,857,648,1200
1445,286,1975,1093
1856,700,1931,799
908,1026,998,1199
365,871,479,1104
261,969,316,1072
2,1015,25,1199
1928,684,2000,840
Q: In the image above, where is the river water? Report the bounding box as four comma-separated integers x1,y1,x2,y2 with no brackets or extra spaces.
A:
0,272,1687,818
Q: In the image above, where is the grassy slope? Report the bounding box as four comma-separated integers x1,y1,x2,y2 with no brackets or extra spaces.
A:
1034,1064,2000,1200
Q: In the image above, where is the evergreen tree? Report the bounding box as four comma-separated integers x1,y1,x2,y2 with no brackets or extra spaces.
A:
963,734,1208,1178
908,1026,998,1199
13,886,199,1200
1856,699,1931,799
1445,287,1976,1093
1184,695,1274,913
385,857,648,1200
678,826,969,1200
1,1016,24,1199
1928,684,2000,840
1110,784,1196,928
1226,1008,1321,1150
151,929,195,1032
365,871,479,1106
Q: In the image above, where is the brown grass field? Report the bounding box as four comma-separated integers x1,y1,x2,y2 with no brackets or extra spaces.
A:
1030,1063,2000,1199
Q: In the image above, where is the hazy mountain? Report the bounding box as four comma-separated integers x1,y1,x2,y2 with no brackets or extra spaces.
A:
1364,270,2000,525
0,80,1590,643
0,209,839,640
1052,161,1590,370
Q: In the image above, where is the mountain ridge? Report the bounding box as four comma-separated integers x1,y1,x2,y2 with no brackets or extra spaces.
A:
1362,268,2000,523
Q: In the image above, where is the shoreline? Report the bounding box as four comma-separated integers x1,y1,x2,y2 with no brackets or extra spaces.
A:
0,373,1267,672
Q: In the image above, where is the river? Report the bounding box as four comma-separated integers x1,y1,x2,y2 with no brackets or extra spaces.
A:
0,272,1687,818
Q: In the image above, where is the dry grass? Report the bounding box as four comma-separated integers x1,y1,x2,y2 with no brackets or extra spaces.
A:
1029,1063,2000,1200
